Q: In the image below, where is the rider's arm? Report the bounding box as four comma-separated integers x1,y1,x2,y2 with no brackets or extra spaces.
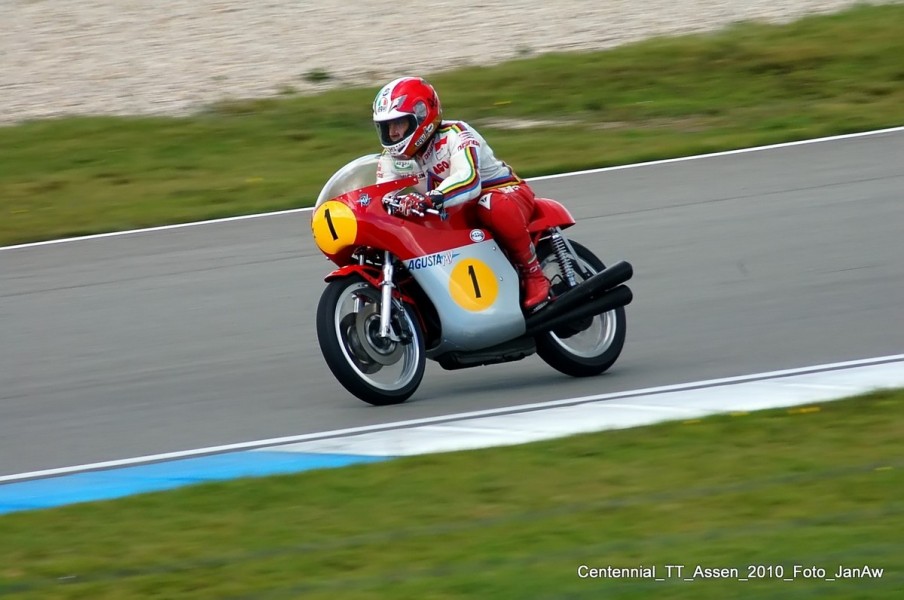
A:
433,125,482,209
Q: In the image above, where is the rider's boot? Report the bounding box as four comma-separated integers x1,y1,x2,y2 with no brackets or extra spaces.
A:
511,244,550,311
518,259,551,311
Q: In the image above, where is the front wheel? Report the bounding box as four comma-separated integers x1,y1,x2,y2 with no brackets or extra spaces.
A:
534,239,627,377
316,275,426,405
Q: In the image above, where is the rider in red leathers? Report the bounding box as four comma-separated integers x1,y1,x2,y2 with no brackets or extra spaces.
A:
372,76,550,311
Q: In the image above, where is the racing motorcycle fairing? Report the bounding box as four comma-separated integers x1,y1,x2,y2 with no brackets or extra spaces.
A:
402,238,525,353
313,181,489,265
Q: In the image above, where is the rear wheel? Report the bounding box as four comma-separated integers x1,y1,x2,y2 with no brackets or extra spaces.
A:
534,240,627,377
316,275,425,405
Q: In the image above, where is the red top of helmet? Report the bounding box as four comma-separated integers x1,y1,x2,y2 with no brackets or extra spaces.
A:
373,77,443,160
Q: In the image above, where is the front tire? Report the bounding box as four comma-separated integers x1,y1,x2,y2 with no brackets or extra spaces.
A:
316,275,426,405
535,240,627,377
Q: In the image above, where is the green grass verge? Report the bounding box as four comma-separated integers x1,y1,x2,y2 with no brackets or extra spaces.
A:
2,4,904,247
0,390,901,599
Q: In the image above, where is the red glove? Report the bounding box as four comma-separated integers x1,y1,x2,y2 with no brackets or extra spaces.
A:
396,193,426,217
394,191,445,217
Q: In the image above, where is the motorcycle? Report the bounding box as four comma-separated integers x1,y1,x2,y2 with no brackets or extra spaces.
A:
310,154,634,405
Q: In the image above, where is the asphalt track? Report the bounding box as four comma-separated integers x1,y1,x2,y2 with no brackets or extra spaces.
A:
1,129,903,477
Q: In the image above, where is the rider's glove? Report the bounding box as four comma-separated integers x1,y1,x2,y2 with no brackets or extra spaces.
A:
396,193,426,217
396,190,445,217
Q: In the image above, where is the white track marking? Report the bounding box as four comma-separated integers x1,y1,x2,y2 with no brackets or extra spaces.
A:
3,125,903,253
2,353,901,483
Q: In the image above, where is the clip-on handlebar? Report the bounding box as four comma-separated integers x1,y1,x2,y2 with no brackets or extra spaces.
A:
382,195,445,219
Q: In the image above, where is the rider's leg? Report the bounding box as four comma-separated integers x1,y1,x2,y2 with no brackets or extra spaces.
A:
475,185,550,310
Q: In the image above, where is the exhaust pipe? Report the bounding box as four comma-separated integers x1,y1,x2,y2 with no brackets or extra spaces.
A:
526,284,632,336
524,260,633,333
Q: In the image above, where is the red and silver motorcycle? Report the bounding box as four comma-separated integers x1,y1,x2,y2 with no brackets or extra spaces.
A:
311,155,633,405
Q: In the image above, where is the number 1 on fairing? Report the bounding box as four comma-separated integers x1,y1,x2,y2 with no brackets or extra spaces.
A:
449,258,499,311
467,264,482,298
324,208,339,241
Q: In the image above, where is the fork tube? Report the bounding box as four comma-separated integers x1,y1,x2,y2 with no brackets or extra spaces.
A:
354,253,366,312
379,250,394,338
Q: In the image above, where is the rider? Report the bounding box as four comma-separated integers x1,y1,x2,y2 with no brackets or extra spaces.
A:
372,76,551,311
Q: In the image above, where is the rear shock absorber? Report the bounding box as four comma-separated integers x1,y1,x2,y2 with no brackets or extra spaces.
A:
551,229,577,288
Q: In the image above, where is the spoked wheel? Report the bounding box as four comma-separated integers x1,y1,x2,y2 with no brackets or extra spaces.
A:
534,240,627,377
316,275,425,405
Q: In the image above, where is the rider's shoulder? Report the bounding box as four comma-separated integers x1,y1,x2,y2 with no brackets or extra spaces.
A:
437,120,484,147
439,119,479,134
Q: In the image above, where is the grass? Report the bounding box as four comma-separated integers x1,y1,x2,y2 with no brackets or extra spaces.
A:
0,390,901,599
2,4,904,246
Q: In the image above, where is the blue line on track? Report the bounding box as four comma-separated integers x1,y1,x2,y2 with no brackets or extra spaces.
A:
0,452,389,515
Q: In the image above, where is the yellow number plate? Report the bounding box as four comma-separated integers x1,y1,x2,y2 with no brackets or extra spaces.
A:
449,259,499,311
312,201,357,255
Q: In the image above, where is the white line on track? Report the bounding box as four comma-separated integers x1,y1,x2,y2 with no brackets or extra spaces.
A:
2,125,903,253
2,353,901,483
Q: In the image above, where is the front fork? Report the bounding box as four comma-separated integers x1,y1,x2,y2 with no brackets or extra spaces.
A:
347,250,408,343
379,250,398,340
349,250,396,339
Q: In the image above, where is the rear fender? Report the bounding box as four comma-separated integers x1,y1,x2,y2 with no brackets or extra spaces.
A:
529,198,576,234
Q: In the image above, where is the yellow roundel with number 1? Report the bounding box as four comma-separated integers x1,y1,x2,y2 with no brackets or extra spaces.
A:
312,201,357,255
449,259,499,311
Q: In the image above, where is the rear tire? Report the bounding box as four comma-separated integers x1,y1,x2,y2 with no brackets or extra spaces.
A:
534,240,627,377
316,275,426,405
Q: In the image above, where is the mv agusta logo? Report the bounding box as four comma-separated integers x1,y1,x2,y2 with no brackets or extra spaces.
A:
406,252,459,270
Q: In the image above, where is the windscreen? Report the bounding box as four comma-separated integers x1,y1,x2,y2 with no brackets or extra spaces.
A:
314,154,381,208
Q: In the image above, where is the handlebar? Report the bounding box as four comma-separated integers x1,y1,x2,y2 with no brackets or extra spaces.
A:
382,195,446,219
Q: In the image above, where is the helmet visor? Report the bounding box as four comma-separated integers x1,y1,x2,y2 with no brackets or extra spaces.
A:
376,115,417,147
